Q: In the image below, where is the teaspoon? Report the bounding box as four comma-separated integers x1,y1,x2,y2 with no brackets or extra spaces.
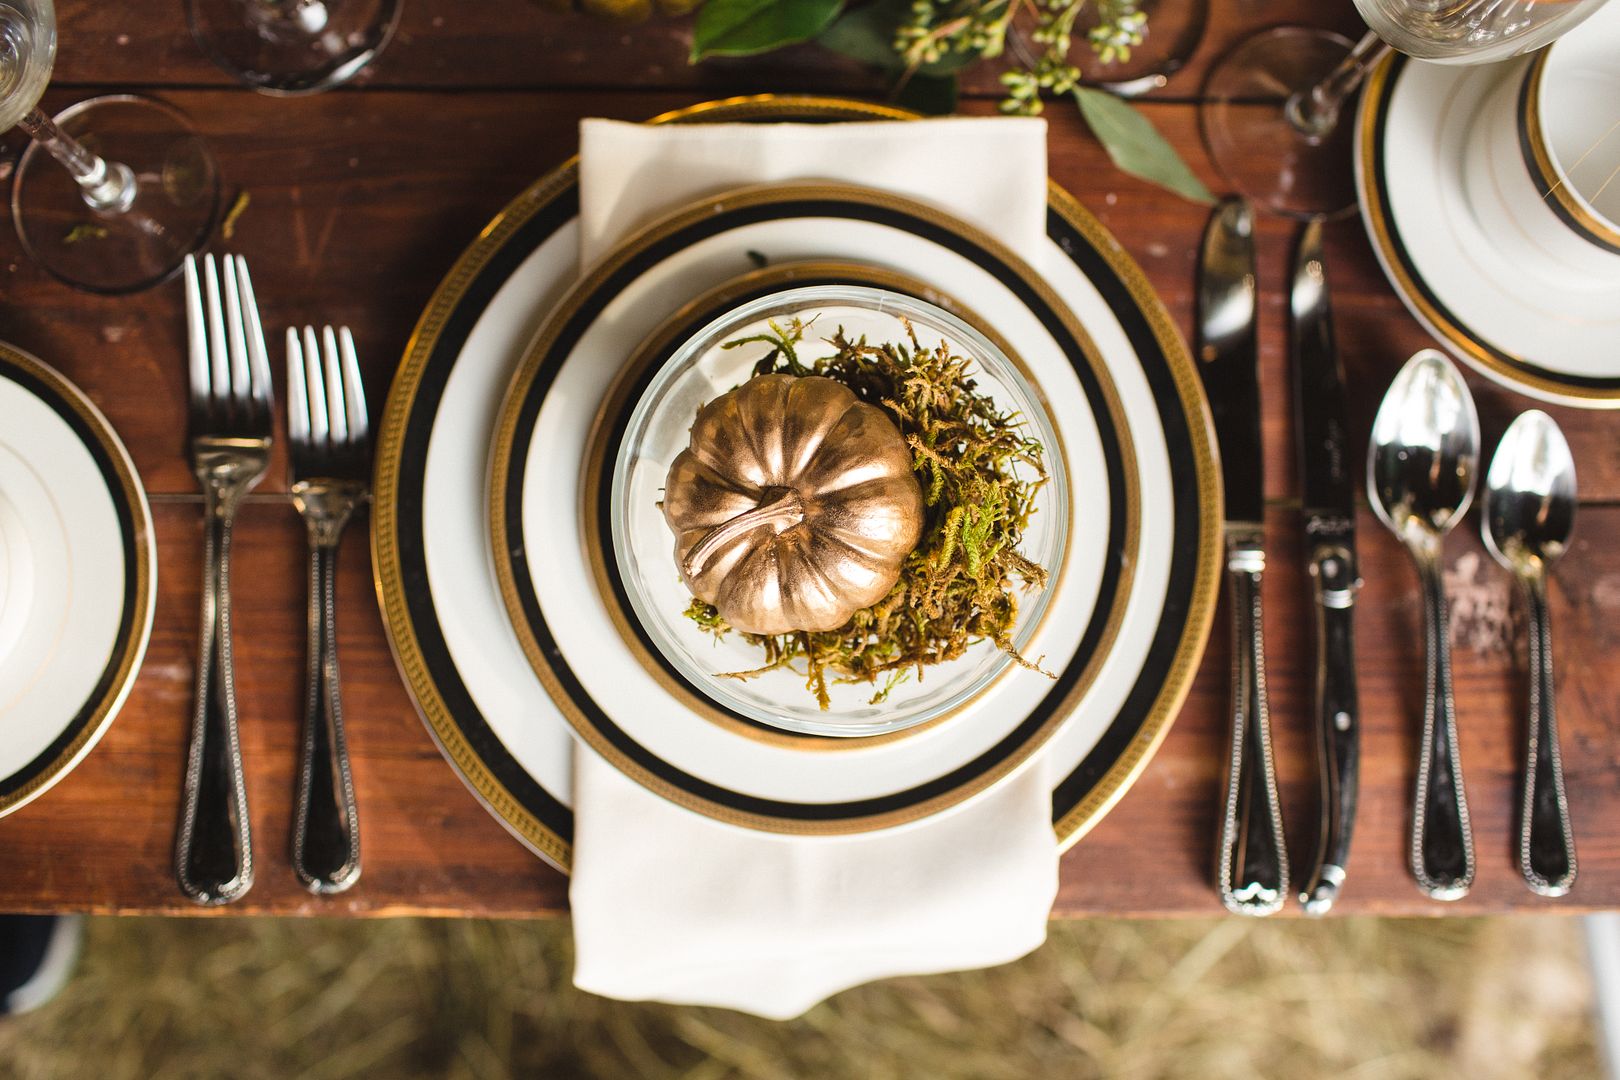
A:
1368,349,1479,900
1483,410,1578,897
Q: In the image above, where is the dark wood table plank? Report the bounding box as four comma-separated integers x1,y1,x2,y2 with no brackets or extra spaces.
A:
50,0,1364,100
0,33,1617,916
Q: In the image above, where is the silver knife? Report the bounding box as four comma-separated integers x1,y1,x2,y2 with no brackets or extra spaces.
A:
1290,220,1362,916
1197,197,1288,917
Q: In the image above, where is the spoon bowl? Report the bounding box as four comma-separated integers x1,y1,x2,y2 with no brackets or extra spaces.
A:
1368,349,1481,555
1483,410,1577,578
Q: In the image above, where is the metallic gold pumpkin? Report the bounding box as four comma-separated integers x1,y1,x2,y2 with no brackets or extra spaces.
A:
663,374,925,636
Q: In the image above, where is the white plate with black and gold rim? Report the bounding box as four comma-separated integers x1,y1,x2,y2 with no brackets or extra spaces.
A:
372,96,1219,866
490,183,1138,833
1356,54,1620,408
0,342,156,818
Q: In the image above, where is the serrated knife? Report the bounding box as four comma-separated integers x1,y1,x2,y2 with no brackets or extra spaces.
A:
1197,197,1288,917
1291,219,1362,917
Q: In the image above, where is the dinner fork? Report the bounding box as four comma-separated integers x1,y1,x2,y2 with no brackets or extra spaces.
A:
287,326,367,894
177,252,272,907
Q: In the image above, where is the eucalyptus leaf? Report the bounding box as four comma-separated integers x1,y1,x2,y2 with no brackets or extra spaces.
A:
692,0,846,59
1073,86,1215,205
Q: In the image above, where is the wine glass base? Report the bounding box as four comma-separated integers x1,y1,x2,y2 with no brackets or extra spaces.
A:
12,95,221,295
187,0,402,96
1200,27,1361,220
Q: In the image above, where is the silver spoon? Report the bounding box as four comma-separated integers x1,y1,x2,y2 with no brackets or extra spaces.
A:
1368,349,1479,900
1483,410,1578,897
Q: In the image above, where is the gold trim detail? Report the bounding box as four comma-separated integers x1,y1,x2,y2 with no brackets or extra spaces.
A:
0,343,156,817
490,182,1142,835
1043,184,1221,852
1357,56,1620,406
1520,56,1620,252
579,261,1086,751
371,161,581,870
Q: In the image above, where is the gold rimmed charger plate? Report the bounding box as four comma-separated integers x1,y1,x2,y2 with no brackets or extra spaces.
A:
372,94,1219,865
0,342,156,817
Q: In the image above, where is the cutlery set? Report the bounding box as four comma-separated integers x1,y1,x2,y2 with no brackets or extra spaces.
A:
1197,197,1578,915
176,253,370,906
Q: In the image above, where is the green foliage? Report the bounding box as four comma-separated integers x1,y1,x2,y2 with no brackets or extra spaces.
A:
691,0,845,58
691,0,1212,202
686,318,1050,709
1074,85,1214,204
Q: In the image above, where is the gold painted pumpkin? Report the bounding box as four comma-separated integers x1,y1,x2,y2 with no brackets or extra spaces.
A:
663,374,925,636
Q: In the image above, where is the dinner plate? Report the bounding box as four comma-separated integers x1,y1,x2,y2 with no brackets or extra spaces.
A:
489,185,1137,833
0,342,155,818
1357,54,1620,408
372,96,1219,865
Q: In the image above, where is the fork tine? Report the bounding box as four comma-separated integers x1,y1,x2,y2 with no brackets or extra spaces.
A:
320,326,348,445
286,328,310,447
302,326,329,446
222,255,252,410
338,327,367,442
234,257,273,415
184,254,209,412
203,254,229,407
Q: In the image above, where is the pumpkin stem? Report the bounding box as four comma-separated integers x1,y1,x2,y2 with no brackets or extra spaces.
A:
684,488,805,577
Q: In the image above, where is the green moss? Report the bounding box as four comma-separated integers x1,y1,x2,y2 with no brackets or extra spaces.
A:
686,317,1050,708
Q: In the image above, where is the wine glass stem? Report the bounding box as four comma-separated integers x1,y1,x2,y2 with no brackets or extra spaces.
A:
15,105,137,214
1284,31,1392,141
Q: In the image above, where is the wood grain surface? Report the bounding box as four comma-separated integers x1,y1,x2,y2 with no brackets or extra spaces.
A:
0,1,1616,917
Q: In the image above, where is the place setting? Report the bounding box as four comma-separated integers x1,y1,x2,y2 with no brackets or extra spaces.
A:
2,0,1619,1032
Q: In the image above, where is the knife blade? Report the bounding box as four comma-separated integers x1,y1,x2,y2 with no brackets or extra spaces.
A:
1196,197,1288,917
1290,219,1362,916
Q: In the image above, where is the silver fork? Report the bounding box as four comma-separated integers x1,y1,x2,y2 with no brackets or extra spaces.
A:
178,252,273,907
286,325,368,894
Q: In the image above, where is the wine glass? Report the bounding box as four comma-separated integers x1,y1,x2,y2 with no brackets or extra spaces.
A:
187,0,402,95
2,0,221,293
1201,0,1614,220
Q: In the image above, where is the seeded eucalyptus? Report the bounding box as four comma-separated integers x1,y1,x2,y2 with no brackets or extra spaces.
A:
682,318,1051,709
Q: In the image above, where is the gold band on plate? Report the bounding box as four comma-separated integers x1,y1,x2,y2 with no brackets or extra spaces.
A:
1519,56,1620,255
1357,56,1620,406
490,181,1140,835
0,343,154,817
579,260,1084,751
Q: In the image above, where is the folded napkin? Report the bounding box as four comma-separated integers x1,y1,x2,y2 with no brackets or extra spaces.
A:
569,116,1058,1020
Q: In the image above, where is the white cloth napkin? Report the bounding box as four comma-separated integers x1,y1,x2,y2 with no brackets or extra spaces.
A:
569,116,1059,1020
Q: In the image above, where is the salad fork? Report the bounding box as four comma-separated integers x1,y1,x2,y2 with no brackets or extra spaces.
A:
177,252,272,907
287,325,368,894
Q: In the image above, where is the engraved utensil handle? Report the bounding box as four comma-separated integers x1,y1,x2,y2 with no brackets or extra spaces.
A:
1520,572,1575,896
1412,552,1474,900
1301,544,1360,916
176,489,254,906
292,538,362,893
1217,539,1289,916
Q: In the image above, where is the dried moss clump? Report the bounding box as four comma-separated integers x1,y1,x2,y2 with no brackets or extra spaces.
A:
683,317,1050,709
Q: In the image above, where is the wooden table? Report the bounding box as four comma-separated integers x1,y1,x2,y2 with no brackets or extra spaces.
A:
2,0,1616,918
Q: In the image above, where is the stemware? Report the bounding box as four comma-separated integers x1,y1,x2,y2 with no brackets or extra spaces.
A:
1483,410,1578,897
1368,350,1480,900
187,0,402,95
1201,0,1612,219
2,0,220,293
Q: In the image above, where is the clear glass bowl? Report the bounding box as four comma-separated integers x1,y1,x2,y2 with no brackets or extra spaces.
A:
611,286,1069,738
